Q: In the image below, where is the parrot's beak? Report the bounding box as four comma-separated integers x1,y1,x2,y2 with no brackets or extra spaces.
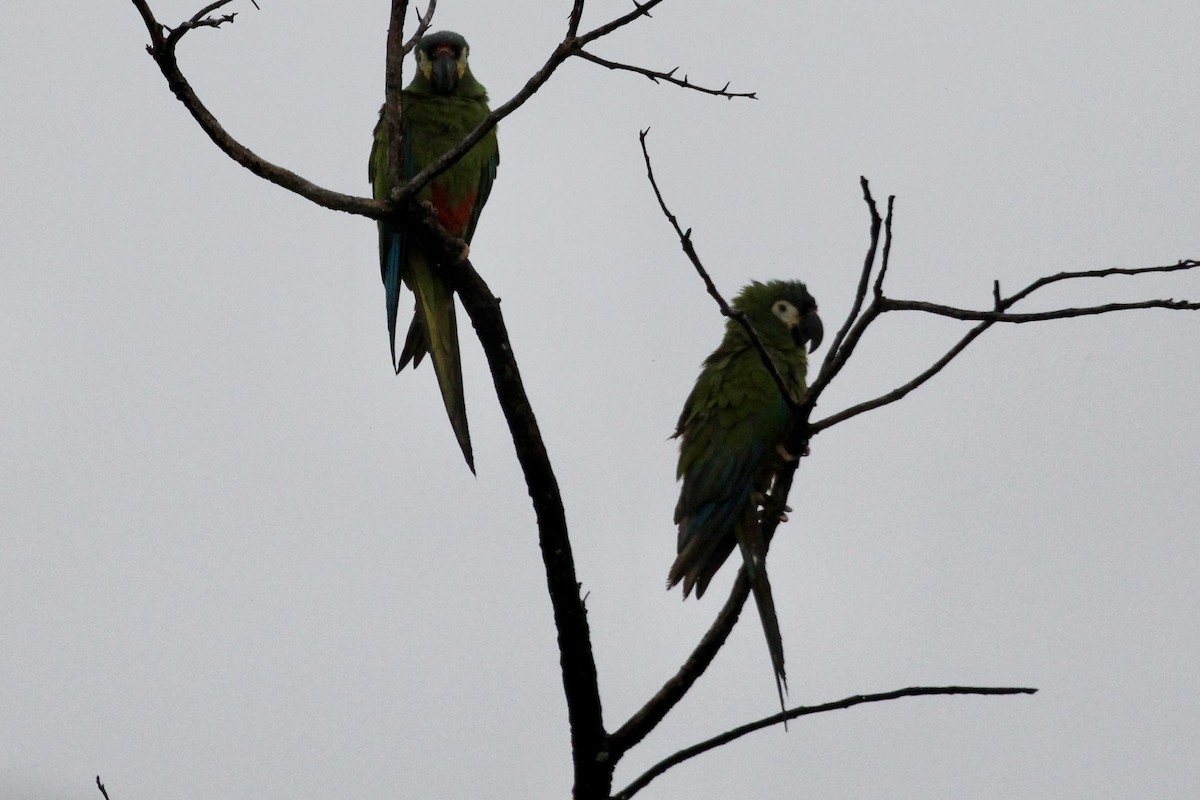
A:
430,50,460,94
800,310,824,353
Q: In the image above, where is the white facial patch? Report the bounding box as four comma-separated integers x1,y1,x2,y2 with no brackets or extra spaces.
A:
772,300,800,328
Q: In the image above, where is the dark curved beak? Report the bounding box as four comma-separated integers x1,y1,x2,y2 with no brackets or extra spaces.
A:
797,309,823,353
430,51,459,94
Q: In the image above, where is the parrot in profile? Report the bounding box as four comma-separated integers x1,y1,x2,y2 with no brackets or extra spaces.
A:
369,30,500,472
668,279,823,711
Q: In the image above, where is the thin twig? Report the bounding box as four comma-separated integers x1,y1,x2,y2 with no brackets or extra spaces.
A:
811,319,993,433
95,777,111,800
130,0,381,217
811,259,1200,433
400,0,437,57
638,129,799,407
821,177,882,371
567,0,586,38
805,178,885,408
576,0,665,45
872,195,895,297
1006,260,1200,305
574,50,756,98
883,296,1200,321
613,685,1038,800
167,0,237,42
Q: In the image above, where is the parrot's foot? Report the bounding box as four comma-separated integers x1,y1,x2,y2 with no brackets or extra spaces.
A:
455,240,470,263
765,504,793,523
776,442,812,461
753,492,792,523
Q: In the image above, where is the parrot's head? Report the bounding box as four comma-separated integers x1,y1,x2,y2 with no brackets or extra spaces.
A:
735,280,824,353
415,31,472,94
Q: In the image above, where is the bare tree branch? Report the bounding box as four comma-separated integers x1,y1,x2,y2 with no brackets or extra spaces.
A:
811,319,992,433
574,50,756,98
613,685,1038,800
1006,260,1200,303
400,0,437,56
95,776,111,800
821,177,883,369
609,570,752,756
163,0,240,41
398,203,609,798
384,0,410,210
129,0,382,218
882,295,1200,322
576,0,665,45
567,0,586,38
638,129,800,407
805,178,888,407
872,195,895,297
811,257,1200,434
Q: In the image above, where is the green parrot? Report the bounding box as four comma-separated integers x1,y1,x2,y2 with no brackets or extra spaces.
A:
369,30,500,472
668,280,823,710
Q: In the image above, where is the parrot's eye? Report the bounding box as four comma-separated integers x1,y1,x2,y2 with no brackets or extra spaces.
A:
772,300,800,327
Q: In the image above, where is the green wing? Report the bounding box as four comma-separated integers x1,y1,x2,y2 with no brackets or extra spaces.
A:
669,347,791,708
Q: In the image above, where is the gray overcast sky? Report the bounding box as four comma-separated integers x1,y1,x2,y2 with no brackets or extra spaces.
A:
3,1,1199,798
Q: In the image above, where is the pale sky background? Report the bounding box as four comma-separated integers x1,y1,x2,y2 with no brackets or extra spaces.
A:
3,1,1199,798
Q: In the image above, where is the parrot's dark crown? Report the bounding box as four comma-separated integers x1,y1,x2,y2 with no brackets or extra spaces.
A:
734,280,817,314
416,30,469,58
733,279,823,353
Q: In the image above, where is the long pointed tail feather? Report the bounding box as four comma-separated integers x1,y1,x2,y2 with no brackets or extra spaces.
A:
410,254,474,473
736,523,789,727
748,557,789,724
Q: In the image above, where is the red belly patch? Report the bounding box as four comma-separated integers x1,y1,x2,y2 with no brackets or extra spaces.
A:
430,183,477,239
